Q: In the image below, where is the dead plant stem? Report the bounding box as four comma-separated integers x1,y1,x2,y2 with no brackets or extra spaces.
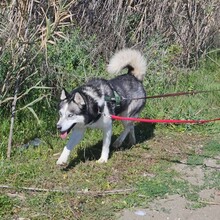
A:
7,74,20,159
0,184,134,197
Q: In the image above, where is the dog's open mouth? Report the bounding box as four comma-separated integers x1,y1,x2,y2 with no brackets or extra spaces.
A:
60,123,76,139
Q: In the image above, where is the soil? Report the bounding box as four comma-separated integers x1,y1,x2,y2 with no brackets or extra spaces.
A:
119,193,220,220
119,135,220,220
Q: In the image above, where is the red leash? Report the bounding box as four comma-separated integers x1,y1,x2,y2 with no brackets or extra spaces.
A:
111,115,220,124
109,89,220,124
121,89,220,100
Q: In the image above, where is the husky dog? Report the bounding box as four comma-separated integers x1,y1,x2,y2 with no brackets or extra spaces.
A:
56,48,146,165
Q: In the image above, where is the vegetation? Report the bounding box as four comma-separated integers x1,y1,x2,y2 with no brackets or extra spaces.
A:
0,131,220,219
0,0,220,219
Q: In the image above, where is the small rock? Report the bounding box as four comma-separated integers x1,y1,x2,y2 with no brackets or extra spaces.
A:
134,210,146,216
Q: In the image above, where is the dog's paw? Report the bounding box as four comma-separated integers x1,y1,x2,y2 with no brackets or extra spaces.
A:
96,157,108,163
56,162,67,167
128,140,136,147
56,158,68,166
112,141,121,149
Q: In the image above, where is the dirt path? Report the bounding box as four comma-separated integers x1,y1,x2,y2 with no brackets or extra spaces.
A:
119,157,220,220
120,194,220,220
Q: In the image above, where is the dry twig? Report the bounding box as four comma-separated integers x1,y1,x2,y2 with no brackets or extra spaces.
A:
0,184,134,197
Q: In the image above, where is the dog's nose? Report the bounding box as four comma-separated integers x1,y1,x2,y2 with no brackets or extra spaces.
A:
57,124,62,130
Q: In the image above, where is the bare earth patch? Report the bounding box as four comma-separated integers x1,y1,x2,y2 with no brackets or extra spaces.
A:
119,132,220,220
119,193,220,220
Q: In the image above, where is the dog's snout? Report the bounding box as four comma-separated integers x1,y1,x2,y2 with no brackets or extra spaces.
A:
57,124,62,130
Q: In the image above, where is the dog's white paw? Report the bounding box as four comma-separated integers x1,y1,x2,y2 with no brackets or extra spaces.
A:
96,157,108,163
56,157,68,166
56,161,67,166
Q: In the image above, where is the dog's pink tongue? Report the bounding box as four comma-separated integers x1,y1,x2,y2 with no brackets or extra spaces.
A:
60,132,68,139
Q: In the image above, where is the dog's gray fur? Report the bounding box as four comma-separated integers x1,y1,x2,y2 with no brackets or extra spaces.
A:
56,48,147,165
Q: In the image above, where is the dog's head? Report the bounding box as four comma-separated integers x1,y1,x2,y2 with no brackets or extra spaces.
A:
57,89,85,139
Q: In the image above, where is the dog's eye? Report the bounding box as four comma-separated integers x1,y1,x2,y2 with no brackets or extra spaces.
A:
68,114,74,118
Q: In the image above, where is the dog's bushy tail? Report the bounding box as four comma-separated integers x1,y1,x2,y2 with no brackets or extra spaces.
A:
107,48,146,81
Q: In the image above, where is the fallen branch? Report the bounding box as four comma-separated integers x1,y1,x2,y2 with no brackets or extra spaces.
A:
200,200,220,206
0,184,134,197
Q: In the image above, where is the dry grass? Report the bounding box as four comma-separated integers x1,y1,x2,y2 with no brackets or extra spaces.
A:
1,0,219,106
0,0,76,157
71,0,220,66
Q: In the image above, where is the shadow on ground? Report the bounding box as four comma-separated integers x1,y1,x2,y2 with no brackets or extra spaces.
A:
63,122,155,170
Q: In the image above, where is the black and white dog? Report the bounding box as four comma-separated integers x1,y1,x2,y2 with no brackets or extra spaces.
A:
56,49,146,165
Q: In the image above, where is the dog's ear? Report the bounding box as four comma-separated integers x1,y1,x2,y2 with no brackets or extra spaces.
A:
74,92,85,105
60,88,69,100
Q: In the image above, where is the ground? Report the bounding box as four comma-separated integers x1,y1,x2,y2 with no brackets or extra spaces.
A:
119,158,220,220
1,126,220,219
118,129,220,220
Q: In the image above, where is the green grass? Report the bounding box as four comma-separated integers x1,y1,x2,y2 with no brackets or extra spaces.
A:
1,131,220,219
0,195,15,218
203,140,220,157
187,155,205,166
142,50,220,133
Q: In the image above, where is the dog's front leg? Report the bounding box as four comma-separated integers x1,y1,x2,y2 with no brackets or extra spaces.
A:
97,120,112,163
57,128,85,165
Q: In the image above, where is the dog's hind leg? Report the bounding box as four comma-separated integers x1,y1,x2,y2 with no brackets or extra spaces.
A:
56,128,85,165
128,124,136,146
112,120,135,148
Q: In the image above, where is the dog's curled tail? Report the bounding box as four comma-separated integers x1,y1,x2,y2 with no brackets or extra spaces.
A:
107,48,146,81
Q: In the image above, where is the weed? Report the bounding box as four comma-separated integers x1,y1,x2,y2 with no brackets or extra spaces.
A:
203,140,220,157
47,30,106,90
187,155,205,166
185,201,206,210
0,195,15,218
203,170,220,190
